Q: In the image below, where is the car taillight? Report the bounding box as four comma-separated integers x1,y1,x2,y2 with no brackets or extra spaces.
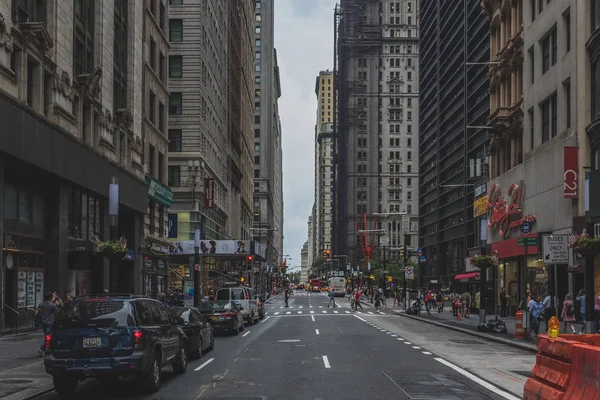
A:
133,330,143,350
258,302,262,306
45,334,52,352
222,313,236,318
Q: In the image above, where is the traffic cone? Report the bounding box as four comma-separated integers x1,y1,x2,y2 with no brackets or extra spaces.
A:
457,311,461,320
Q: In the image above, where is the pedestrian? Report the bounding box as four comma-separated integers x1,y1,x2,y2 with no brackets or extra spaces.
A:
328,289,336,308
435,292,444,313
561,294,577,334
463,292,472,318
576,289,586,333
528,295,543,336
284,288,290,308
354,290,363,311
500,287,508,317
36,292,59,357
542,290,558,330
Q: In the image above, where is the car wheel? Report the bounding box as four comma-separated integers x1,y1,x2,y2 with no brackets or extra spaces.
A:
53,373,78,396
233,321,240,335
173,344,188,374
142,352,161,393
207,333,214,351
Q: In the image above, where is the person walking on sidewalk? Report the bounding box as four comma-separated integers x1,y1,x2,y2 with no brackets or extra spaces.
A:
528,295,543,336
284,288,291,308
500,287,508,317
36,292,60,356
561,294,577,334
354,290,363,311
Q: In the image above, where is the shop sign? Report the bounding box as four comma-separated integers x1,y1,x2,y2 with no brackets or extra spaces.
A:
473,197,487,217
564,146,578,199
148,242,169,255
146,176,174,208
144,258,154,269
68,239,95,252
487,180,536,238
474,183,487,198
204,178,215,209
157,260,165,270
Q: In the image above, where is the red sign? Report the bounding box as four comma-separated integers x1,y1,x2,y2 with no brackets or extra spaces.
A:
487,181,536,237
564,146,578,199
204,178,215,209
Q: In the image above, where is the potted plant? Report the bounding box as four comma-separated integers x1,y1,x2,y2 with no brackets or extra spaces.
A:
97,240,126,261
469,254,498,269
570,236,600,257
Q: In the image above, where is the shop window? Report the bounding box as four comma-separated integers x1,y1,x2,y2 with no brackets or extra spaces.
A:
4,183,18,221
67,188,104,240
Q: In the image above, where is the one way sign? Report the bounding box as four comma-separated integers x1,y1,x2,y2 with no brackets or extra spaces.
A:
542,234,569,264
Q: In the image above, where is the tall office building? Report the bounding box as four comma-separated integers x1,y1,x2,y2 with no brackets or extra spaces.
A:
314,70,335,259
0,0,149,330
418,0,490,286
167,0,230,240
336,0,420,267
300,240,309,283
253,0,284,267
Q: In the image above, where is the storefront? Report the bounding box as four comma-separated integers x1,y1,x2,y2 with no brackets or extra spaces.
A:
142,241,170,297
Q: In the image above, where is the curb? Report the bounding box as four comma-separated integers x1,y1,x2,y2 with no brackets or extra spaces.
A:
22,388,54,400
397,312,538,353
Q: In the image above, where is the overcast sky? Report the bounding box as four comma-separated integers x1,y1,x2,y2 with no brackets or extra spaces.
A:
275,0,337,271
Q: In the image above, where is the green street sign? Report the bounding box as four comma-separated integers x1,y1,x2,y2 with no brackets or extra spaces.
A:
518,237,537,247
146,176,174,207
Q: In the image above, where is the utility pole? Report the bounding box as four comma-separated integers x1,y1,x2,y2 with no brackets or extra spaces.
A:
193,225,200,307
402,233,408,310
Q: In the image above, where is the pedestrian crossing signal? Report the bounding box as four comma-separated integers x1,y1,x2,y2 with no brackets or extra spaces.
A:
248,255,253,262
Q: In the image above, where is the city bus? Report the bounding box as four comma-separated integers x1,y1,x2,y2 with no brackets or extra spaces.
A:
328,277,346,296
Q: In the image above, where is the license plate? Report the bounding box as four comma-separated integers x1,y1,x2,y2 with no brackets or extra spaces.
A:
83,337,102,348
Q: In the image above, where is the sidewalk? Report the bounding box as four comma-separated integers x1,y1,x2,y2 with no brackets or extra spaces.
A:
395,307,586,353
0,331,53,399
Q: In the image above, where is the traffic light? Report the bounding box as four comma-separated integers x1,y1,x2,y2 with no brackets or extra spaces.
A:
399,246,405,258
324,249,331,259
248,255,253,262
240,277,245,283
387,276,393,283
177,266,184,277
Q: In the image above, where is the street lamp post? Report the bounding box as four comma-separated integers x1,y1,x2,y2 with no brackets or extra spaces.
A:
193,226,201,307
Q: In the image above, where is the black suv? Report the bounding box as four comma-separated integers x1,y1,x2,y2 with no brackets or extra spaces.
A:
43,294,187,395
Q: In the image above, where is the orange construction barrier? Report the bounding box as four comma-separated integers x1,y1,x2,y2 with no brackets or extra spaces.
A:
515,310,524,338
564,343,600,400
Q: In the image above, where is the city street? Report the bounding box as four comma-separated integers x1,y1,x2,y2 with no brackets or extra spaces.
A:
28,291,531,400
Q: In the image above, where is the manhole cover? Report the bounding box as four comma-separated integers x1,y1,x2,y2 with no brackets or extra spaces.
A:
1,379,32,384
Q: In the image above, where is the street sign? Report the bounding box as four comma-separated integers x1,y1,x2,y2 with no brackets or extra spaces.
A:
417,247,423,256
518,237,537,247
542,234,569,264
521,221,532,234
379,236,389,246
401,215,410,232
419,256,426,262
405,266,414,280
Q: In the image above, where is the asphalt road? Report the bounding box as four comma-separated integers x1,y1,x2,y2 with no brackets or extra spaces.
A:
33,291,524,400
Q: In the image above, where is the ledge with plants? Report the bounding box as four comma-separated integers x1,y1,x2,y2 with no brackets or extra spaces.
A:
570,236,600,257
469,254,498,268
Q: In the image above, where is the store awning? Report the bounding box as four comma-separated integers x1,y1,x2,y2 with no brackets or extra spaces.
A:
454,272,480,281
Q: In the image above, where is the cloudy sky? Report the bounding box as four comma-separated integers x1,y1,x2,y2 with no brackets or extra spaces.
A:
275,0,337,271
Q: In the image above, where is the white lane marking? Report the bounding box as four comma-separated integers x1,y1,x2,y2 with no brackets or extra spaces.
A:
391,335,398,337
194,357,215,371
396,338,403,341
310,310,314,314
368,311,374,314
434,357,520,400
286,311,291,315
299,305,303,309
354,315,367,322
260,316,270,323
280,306,283,308
242,331,251,337
311,315,315,322
378,312,385,315
278,339,301,342
315,329,320,335
297,311,302,314
309,305,313,308
322,311,327,313
357,311,363,314
322,355,331,369
345,311,350,314
404,342,412,345
422,351,432,355
337,327,344,334
412,346,421,349
274,312,280,315
319,306,323,308
386,332,392,335
333,311,339,314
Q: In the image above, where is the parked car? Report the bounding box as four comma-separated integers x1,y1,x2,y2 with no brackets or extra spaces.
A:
255,294,265,319
214,284,259,324
44,294,188,395
170,307,215,359
198,301,245,335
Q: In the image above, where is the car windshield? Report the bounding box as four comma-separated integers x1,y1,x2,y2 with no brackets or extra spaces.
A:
169,307,189,322
53,299,134,328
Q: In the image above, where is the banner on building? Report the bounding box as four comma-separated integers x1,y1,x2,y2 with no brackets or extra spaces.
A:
204,178,215,209
564,146,578,199
167,240,266,257
473,197,487,217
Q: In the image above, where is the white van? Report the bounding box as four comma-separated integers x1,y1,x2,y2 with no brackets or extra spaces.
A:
214,285,259,324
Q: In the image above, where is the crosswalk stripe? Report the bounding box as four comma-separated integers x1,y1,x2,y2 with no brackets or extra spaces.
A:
310,311,314,314
368,311,374,314
319,305,323,308
274,312,280,315
333,311,339,314
286,312,291,315
297,311,302,314
309,305,313,308
345,311,350,314
322,311,327,313
299,306,303,309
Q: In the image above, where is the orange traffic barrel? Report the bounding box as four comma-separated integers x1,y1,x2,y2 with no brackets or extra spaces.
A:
515,310,524,338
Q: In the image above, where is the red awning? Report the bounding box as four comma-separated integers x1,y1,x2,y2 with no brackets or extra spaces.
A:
454,272,480,281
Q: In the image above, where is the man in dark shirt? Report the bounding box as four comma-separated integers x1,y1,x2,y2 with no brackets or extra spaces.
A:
36,293,59,356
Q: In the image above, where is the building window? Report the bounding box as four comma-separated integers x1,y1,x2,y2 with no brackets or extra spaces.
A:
158,152,165,182
169,55,182,78
148,144,155,177
538,0,543,13
542,35,550,73
148,90,156,123
254,128,260,138
168,129,182,152
169,92,182,114
255,26,261,34
256,1,261,9
593,60,600,120
528,108,535,150
255,39,261,47
254,115,260,124
564,79,571,128
564,9,571,52
158,205,165,236
159,2,165,31
256,14,261,22
113,0,128,111
73,0,94,76
551,91,558,137
159,52,165,82
149,38,156,70
168,166,181,187
148,200,155,235
169,0,182,4
551,27,557,66
158,102,165,132
594,0,600,30
541,98,550,143
531,0,535,21
169,19,183,42
529,46,535,83
12,0,46,23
